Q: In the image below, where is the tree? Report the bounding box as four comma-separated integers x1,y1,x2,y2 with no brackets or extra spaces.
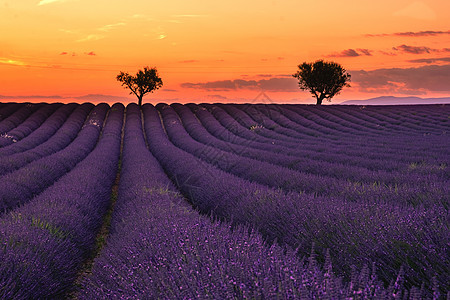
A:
116,66,163,106
292,60,351,105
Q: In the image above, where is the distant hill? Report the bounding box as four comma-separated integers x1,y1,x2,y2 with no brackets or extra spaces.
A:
340,96,450,105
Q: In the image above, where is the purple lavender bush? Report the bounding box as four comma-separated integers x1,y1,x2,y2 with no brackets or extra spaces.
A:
0,103,78,156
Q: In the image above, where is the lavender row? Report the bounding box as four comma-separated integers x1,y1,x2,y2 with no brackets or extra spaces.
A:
239,103,389,138
160,104,448,208
285,104,446,136
174,104,447,188
282,104,448,136
0,103,62,147
0,103,78,157
225,103,445,154
268,105,449,169
143,104,448,293
325,105,449,133
0,103,93,175
0,103,41,139
81,104,415,299
0,103,22,122
0,104,109,214
0,103,123,298
201,104,449,173
255,104,447,147
338,105,450,132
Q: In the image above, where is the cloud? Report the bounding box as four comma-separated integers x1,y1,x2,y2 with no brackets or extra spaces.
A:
351,64,450,94
178,60,199,63
408,57,450,64
0,94,63,100
76,34,104,42
328,48,373,57
38,0,69,5
393,1,437,20
392,44,433,54
391,45,450,54
172,14,209,18
256,74,273,78
357,49,372,56
98,22,126,32
0,57,27,66
74,94,134,103
181,76,298,92
207,94,229,100
58,51,95,56
365,30,450,37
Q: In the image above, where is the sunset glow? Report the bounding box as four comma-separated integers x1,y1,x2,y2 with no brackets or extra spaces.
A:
1,0,449,104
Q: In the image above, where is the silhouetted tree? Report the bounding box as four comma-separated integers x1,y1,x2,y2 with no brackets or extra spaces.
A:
117,67,163,106
292,60,351,105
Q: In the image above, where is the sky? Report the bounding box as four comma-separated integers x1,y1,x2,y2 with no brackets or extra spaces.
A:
0,0,449,104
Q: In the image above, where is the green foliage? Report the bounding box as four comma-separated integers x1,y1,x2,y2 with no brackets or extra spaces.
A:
292,60,351,105
116,66,163,106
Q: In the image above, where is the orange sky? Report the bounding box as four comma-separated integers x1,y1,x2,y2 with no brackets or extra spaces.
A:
1,0,449,104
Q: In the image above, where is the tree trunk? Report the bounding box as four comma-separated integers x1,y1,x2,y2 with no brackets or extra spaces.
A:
138,96,143,107
316,97,323,105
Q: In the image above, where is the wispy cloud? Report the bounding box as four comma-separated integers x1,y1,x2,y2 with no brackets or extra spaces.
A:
393,44,433,54
76,34,104,42
392,44,450,54
0,57,28,66
365,30,450,37
98,22,126,32
408,57,450,64
59,51,95,56
328,48,372,57
38,0,72,5
179,60,199,63
0,94,63,99
172,14,210,18
207,94,229,100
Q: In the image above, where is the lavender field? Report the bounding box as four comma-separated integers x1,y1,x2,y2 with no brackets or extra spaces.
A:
0,102,448,299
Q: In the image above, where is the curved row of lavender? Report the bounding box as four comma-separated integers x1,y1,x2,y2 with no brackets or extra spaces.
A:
0,103,123,298
0,103,41,139
81,104,415,299
0,103,62,147
0,104,109,214
144,103,448,295
0,103,78,156
0,103,22,121
0,104,93,170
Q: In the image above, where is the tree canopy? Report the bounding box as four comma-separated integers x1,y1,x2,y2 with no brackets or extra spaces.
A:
292,60,351,105
117,67,163,106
